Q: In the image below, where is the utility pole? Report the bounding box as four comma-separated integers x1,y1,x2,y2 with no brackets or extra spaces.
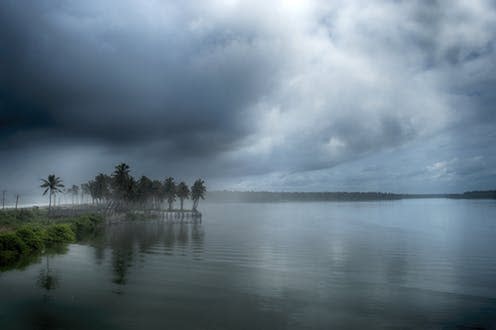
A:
15,194,19,211
2,190,5,210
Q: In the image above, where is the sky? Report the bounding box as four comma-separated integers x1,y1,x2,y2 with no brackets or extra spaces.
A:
1,0,496,199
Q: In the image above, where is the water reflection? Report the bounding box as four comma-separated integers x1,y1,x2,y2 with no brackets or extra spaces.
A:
386,250,408,285
37,256,59,292
112,250,133,286
177,222,189,245
163,222,176,253
2,201,494,329
36,245,68,294
105,219,205,290
191,222,205,258
1,219,205,296
0,252,41,272
106,219,204,253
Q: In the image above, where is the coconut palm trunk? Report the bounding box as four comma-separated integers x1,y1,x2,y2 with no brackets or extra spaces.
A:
48,191,52,214
176,182,189,212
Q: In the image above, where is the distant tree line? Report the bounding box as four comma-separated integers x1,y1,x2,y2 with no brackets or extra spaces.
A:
206,190,496,203
206,191,403,202
40,163,206,214
455,190,496,199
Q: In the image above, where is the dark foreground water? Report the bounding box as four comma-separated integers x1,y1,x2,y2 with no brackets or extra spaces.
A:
1,199,496,329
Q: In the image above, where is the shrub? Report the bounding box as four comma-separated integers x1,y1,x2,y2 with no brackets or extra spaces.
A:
0,232,28,265
0,232,28,253
16,225,45,251
71,214,103,239
0,211,18,226
44,224,75,244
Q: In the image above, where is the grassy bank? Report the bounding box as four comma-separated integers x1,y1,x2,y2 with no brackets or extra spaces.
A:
0,209,104,267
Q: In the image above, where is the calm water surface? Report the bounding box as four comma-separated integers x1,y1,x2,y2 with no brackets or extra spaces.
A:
1,199,496,329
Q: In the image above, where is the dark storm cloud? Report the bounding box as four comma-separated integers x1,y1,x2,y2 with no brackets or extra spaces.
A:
1,0,495,194
0,0,283,156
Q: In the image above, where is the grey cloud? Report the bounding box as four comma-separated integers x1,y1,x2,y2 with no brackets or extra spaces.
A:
1,0,495,194
0,0,284,156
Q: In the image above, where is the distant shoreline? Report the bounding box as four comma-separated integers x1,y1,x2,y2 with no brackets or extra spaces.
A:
206,190,496,203
3,190,495,209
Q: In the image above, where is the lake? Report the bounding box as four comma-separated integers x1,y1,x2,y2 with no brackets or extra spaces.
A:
1,199,496,329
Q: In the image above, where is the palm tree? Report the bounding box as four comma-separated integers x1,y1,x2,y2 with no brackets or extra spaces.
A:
112,163,131,200
163,177,176,211
40,174,64,215
191,179,206,212
80,183,89,204
68,184,79,206
151,180,163,209
137,176,153,208
176,182,190,211
93,173,111,204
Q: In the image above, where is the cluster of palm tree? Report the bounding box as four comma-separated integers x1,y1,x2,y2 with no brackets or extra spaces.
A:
40,163,207,214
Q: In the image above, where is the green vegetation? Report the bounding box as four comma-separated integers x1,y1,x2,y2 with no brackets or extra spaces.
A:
0,210,104,267
71,214,104,240
45,224,76,244
0,232,27,264
16,225,44,251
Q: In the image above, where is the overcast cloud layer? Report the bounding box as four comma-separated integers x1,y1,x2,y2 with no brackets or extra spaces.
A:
1,0,496,199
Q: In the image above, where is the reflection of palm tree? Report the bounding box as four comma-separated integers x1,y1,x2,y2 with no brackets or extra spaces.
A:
37,256,59,291
191,223,205,256
112,250,132,285
40,175,64,215
177,222,189,246
163,222,176,252
191,223,204,243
